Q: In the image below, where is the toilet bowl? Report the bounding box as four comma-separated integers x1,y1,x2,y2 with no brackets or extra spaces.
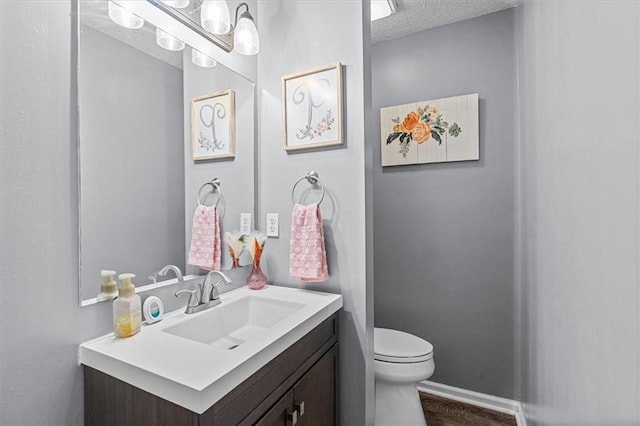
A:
374,328,435,426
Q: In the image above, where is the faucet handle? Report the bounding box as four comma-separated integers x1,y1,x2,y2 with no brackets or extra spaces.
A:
210,279,233,300
175,288,200,308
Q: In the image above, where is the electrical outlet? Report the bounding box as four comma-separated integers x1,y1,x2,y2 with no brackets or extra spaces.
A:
266,213,279,237
240,213,251,234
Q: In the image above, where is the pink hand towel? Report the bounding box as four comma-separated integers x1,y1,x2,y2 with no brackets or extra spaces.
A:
188,205,221,271
290,203,328,282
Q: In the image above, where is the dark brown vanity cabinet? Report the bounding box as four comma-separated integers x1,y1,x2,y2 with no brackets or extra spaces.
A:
84,314,338,426
256,346,337,426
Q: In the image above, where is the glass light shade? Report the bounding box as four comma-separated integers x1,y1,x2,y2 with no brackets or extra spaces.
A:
233,15,259,55
371,0,396,21
201,0,231,35
108,1,144,29
160,0,190,8
156,28,185,51
191,49,217,68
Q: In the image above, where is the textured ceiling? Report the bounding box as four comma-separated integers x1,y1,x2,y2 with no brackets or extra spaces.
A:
372,0,519,44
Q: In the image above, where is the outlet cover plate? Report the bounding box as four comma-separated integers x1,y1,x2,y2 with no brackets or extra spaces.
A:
240,213,251,234
266,213,279,237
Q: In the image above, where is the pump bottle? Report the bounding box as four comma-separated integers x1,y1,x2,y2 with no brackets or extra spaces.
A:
113,273,141,338
97,270,118,302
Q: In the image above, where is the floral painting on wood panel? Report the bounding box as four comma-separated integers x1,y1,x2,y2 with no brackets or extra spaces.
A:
380,93,479,166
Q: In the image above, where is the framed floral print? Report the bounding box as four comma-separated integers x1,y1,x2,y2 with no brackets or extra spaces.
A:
380,93,479,166
282,63,343,151
191,89,235,161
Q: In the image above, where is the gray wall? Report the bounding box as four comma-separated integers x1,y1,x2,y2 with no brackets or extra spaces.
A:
79,25,185,299
0,2,252,424
516,2,640,425
1,2,108,424
1,1,372,424
182,51,255,274
372,9,517,399
256,1,374,423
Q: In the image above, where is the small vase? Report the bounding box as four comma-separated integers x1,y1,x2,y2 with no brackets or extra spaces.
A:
246,261,267,290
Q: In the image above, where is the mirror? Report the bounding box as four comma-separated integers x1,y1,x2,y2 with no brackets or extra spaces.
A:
78,0,255,305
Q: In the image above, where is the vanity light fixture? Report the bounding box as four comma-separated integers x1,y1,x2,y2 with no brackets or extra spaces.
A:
232,3,259,55
160,0,190,8
108,1,145,29
156,28,185,51
200,1,259,55
201,0,231,35
371,0,397,22
191,48,217,68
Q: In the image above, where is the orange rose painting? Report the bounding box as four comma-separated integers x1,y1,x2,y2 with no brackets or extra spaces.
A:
402,112,419,131
385,104,462,158
411,123,431,144
381,93,479,166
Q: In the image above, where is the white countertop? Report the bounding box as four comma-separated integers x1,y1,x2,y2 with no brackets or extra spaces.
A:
79,285,342,414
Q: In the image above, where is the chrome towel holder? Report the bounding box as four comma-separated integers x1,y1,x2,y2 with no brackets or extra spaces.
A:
291,171,325,205
197,178,222,207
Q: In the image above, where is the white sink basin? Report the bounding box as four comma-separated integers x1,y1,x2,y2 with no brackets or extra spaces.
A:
79,285,342,414
163,296,306,349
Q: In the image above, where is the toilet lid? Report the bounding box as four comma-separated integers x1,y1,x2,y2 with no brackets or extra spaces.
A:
374,328,433,363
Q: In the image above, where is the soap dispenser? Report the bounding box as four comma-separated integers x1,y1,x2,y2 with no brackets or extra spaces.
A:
113,273,141,338
97,270,118,302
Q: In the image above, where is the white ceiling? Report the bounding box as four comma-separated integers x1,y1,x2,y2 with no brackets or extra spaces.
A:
372,0,520,44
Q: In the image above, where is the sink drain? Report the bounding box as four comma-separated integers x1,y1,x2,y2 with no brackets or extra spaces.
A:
228,344,240,350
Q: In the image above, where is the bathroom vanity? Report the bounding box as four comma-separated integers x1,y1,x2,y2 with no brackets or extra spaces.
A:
80,286,342,425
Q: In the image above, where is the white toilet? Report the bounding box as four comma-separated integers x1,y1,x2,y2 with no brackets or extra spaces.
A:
374,328,435,426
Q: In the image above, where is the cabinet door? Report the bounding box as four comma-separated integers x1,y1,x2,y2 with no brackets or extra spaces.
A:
254,390,294,426
293,346,337,426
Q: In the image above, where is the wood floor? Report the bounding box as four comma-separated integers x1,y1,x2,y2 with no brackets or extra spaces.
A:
419,392,518,426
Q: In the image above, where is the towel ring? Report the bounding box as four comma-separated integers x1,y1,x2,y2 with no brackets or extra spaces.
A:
291,171,325,206
197,178,222,207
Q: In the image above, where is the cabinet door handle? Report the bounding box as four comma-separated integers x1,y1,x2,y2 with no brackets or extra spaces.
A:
295,401,305,417
287,409,298,426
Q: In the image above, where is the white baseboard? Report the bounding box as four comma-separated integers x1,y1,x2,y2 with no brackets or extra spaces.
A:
418,381,527,426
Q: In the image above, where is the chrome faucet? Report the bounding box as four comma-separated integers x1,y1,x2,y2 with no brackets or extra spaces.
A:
149,264,184,284
200,270,233,303
175,270,233,314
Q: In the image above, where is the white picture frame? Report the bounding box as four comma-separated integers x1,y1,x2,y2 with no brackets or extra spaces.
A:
191,89,235,161
282,63,343,151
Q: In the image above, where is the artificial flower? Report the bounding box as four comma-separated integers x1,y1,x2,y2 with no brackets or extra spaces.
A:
246,231,267,263
224,231,245,268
